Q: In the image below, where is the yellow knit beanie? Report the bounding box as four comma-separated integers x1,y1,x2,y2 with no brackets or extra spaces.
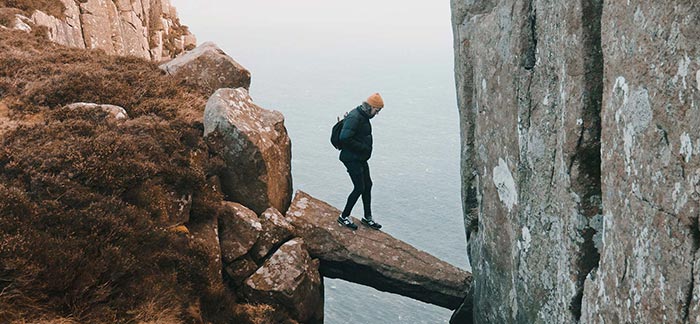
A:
366,93,384,108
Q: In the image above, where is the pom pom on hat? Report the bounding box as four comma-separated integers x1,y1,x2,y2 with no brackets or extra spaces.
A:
366,93,384,108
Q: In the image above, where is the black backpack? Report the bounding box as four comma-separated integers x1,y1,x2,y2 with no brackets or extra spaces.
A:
330,117,344,150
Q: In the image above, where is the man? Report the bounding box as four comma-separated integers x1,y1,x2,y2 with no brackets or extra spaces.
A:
337,93,384,230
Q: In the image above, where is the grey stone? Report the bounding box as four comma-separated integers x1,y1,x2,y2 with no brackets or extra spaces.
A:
204,88,292,214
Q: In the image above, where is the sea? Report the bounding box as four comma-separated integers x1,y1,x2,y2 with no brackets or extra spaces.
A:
172,1,470,323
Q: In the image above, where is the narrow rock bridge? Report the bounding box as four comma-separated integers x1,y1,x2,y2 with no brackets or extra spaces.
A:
285,191,472,310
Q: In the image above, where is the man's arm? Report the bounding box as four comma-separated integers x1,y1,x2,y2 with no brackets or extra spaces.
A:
339,116,369,152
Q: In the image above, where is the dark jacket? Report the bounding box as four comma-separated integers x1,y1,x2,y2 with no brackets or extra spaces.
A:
339,106,372,162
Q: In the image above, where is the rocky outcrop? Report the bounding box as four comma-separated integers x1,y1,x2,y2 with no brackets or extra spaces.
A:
452,0,699,323
285,190,472,310
5,0,195,61
159,42,251,95
203,88,292,215
242,238,324,324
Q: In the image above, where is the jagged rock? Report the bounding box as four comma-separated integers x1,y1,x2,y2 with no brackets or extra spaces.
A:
242,238,323,324
224,255,258,287
65,102,129,120
218,202,262,264
249,207,294,261
188,216,223,290
285,190,471,310
159,42,251,95
203,88,292,214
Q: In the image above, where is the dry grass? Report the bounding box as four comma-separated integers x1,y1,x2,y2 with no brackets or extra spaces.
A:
0,29,265,323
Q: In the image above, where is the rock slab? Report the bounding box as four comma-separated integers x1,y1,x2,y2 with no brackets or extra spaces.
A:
285,190,471,310
203,88,292,215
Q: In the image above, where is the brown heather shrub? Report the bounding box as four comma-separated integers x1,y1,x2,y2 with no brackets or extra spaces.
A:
0,0,65,17
0,29,249,323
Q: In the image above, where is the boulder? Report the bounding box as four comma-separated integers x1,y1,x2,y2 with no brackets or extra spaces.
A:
203,88,292,214
65,102,129,120
285,190,471,310
159,42,251,94
249,207,294,261
218,202,262,264
242,238,323,324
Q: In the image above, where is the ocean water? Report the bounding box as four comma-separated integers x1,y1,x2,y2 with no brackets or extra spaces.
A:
172,1,469,323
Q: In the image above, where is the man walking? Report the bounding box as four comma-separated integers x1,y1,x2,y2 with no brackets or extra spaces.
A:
337,93,384,230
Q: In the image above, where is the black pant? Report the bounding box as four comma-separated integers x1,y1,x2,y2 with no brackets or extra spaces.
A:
341,160,372,219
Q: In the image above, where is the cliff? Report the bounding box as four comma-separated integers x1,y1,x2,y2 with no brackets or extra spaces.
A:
0,0,196,61
451,0,699,322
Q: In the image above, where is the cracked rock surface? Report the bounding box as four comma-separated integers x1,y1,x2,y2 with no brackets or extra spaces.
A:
451,0,700,322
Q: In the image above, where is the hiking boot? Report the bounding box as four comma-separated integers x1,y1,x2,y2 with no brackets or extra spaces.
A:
337,215,358,230
361,218,382,230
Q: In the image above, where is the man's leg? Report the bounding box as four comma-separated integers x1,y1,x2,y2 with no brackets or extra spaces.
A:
341,161,365,219
360,161,381,229
361,161,372,219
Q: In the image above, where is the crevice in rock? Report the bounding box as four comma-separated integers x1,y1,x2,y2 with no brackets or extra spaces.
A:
522,0,537,70
633,193,677,217
454,25,479,244
569,0,604,321
682,216,700,322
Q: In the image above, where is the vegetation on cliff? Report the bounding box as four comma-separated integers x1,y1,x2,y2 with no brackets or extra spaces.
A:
0,29,275,323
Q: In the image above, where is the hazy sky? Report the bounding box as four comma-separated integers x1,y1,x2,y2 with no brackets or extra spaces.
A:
170,0,454,61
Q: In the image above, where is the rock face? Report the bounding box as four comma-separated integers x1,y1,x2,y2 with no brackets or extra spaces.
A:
203,88,292,215
581,3,700,323
159,42,251,95
286,190,472,310
451,0,699,322
242,238,324,324
12,0,195,61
